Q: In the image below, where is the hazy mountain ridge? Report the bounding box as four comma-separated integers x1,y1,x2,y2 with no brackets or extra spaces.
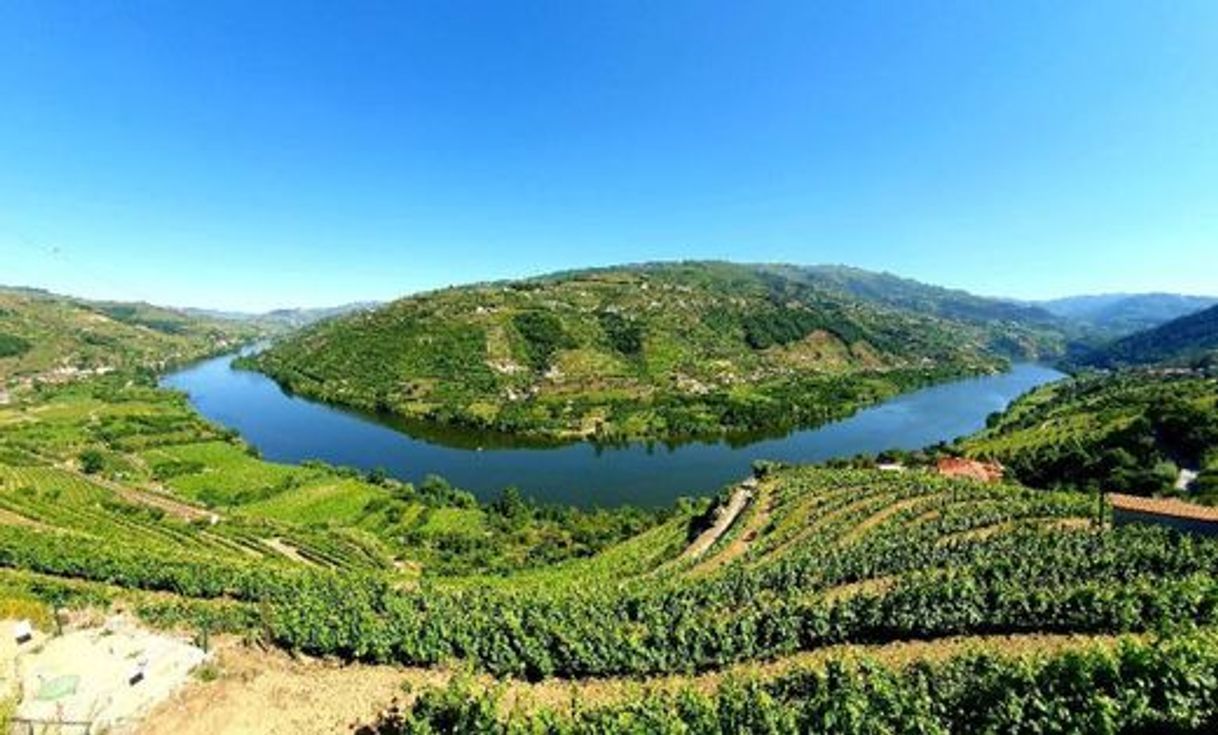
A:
1039,293,1218,337
182,301,382,331
1077,303,1218,369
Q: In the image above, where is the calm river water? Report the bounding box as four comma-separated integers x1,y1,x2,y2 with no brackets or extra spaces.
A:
161,355,1063,507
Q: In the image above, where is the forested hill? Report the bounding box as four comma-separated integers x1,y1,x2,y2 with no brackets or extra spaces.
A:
0,287,258,383
246,261,1069,442
1079,303,1218,369
1040,293,1218,337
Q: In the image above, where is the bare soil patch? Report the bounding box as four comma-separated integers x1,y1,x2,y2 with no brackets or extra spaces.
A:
138,640,419,735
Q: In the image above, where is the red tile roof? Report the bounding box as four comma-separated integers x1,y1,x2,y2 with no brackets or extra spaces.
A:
1109,493,1218,523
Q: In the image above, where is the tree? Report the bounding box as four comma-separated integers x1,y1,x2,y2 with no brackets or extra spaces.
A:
79,449,105,475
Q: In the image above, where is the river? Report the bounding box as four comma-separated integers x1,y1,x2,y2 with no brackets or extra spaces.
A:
161,355,1063,507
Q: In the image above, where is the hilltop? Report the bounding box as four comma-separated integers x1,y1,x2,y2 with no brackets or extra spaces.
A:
1078,303,1218,369
0,287,258,385
245,262,1069,441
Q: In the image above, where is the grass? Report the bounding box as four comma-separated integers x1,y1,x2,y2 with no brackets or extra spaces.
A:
241,478,389,524
142,441,308,506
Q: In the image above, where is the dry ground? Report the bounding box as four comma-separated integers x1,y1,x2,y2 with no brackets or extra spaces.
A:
1,616,205,732
136,631,1132,733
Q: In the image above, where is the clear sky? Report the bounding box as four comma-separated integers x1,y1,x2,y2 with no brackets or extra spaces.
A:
2,1,1216,312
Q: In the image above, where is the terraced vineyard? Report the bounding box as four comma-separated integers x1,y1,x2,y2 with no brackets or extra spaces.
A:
2,371,1218,731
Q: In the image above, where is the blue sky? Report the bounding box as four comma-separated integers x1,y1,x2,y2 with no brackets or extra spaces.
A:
2,1,1216,311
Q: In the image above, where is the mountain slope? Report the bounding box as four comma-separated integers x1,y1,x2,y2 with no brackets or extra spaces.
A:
1079,303,1218,369
246,262,1067,441
0,287,257,384
779,265,1064,330
960,371,1218,502
1040,293,1218,337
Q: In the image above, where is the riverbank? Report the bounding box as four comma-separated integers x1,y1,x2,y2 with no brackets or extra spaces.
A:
162,355,1064,506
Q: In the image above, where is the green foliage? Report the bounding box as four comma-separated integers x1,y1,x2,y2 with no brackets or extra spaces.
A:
0,288,258,382
1080,303,1218,368
740,305,830,349
0,332,31,358
361,632,1218,733
595,311,643,355
962,372,1218,500
78,448,105,474
0,377,670,578
247,262,1065,441
4,464,1190,682
513,310,574,370
3,340,1217,730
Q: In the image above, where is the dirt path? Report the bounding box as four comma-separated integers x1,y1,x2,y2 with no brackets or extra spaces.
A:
262,537,316,566
681,482,754,561
136,641,414,735
0,507,48,530
62,464,216,523
688,481,773,575
136,631,1134,732
837,493,942,546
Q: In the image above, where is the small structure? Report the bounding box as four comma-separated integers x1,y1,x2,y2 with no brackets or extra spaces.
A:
936,457,1004,483
6,615,207,731
1109,494,1218,537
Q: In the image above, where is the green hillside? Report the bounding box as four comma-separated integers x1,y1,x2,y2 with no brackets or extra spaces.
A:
246,262,1066,441
961,371,1218,502
0,287,258,385
1078,303,1218,369
8,381,1218,730
777,263,1065,329
1,330,1217,730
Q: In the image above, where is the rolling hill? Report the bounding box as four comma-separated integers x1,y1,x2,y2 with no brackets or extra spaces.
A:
0,287,258,384
1079,303,1218,369
245,262,1070,441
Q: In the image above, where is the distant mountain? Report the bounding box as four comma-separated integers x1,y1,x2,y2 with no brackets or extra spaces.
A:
780,265,1064,328
1039,293,1218,337
1078,303,1218,369
182,302,381,332
245,261,1071,442
257,302,382,329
